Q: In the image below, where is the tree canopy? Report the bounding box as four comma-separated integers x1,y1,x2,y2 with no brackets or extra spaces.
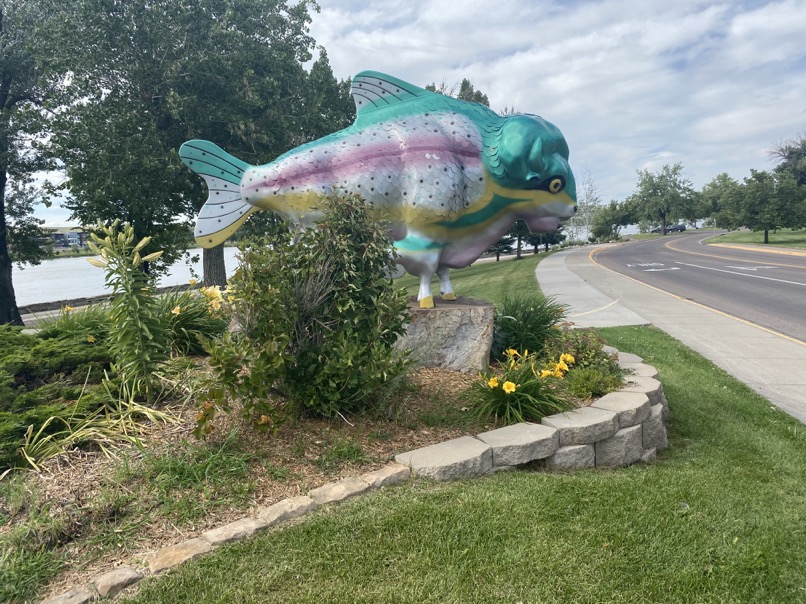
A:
46,0,353,283
626,163,696,235
0,0,62,325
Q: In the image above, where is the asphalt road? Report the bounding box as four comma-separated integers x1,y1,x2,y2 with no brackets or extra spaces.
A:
590,232,806,343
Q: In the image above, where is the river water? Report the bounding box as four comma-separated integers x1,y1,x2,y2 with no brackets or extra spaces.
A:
13,248,242,307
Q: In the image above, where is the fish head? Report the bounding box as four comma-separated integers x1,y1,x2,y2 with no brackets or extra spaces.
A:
497,115,577,227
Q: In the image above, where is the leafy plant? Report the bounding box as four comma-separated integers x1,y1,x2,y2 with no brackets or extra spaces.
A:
156,287,228,355
199,193,411,434
471,349,574,424
86,221,166,406
491,292,566,360
563,367,623,400
544,324,621,374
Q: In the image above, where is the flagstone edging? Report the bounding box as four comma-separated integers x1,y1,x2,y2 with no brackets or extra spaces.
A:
40,350,667,603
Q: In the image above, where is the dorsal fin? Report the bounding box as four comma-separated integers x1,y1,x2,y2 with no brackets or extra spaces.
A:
350,71,432,115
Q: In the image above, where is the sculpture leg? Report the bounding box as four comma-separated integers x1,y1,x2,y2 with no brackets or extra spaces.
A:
437,265,456,301
418,273,435,308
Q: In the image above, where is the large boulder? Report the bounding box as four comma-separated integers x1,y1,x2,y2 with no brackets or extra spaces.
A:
395,297,494,372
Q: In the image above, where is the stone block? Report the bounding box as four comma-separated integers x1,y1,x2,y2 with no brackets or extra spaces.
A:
201,517,268,546
642,404,668,450
620,376,666,410
545,444,595,470
394,298,494,372
591,391,650,428
147,538,212,575
620,362,659,379
541,407,618,445
41,587,96,604
640,448,657,463
257,495,317,526
308,476,370,505
595,425,643,467
395,436,492,481
92,566,142,598
360,464,411,488
476,423,559,466
617,351,643,365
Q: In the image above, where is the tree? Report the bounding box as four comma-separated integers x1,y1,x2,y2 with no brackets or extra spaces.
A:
626,163,696,234
0,1,60,325
771,133,806,186
700,173,743,228
47,0,352,286
487,232,515,261
509,219,530,259
738,169,799,243
527,227,566,252
426,78,490,107
590,201,631,242
564,167,599,243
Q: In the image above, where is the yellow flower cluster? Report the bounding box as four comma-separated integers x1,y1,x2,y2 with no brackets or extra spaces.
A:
200,285,224,312
486,375,517,394
538,353,575,379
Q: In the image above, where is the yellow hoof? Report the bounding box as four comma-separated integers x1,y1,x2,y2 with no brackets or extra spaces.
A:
441,292,457,301
419,296,435,309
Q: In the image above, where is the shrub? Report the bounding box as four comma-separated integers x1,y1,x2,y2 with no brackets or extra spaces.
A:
544,324,620,373
471,349,574,424
563,367,623,400
199,193,411,431
156,288,229,356
491,292,566,360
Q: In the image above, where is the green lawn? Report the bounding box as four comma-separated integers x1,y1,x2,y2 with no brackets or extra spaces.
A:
395,252,549,303
120,286,806,602
706,228,806,249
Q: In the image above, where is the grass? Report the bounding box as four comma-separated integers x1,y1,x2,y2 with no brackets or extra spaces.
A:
120,326,806,603
706,228,806,249
395,252,549,304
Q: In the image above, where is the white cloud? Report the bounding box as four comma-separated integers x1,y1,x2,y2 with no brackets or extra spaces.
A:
310,0,806,200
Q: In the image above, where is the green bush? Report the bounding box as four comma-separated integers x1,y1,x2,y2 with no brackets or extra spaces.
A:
200,193,410,430
156,288,229,355
563,367,623,400
35,304,111,343
491,292,566,360
544,325,619,373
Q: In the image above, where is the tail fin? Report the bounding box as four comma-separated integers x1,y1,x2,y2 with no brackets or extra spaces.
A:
179,140,258,248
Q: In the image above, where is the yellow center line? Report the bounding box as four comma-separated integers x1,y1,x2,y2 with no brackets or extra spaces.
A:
710,242,806,257
589,247,806,347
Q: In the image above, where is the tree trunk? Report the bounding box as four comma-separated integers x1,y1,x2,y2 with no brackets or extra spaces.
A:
516,234,522,259
764,229,769,244
203,245,227,287
0,170,23,326
495,251,500,261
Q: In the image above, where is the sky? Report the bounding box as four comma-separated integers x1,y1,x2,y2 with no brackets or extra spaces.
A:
38,0,806,225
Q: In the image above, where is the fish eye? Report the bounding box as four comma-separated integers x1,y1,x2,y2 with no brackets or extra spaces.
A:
548,177,564,194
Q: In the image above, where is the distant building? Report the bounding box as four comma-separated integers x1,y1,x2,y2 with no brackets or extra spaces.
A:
47,227,88,249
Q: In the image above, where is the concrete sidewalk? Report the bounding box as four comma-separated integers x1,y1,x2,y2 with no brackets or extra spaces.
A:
536,247,806,424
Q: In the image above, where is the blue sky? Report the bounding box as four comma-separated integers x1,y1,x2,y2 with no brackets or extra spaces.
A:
37,0,806,225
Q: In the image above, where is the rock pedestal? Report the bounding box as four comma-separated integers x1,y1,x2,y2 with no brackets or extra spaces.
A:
395,297,494,372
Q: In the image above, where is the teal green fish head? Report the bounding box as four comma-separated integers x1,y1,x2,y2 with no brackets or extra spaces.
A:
494,114,576,203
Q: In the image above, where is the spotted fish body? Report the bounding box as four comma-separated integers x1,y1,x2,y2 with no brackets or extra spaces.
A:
180,71,576,307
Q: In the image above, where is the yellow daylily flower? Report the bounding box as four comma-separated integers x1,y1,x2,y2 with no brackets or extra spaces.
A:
557,360,569,373
502,381,517,394
560,353,575,365
487,377,499,388
86,335,96,343
505,349,520,358
63,306,75,313
189,278,198,286
171,306,181,315
540,369,553,379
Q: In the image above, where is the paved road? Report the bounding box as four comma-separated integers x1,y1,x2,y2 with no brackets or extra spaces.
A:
592,232,806,343
536,243,806,424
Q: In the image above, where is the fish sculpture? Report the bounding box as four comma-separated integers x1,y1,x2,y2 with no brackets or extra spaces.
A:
180,71,577,308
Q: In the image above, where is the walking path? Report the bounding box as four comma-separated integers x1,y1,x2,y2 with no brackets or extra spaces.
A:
536,245,806,424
